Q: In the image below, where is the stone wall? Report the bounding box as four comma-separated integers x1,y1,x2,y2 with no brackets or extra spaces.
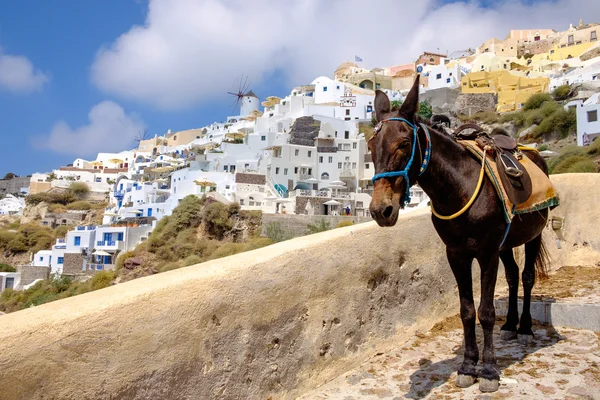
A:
519,37,558,56
0,176,31,195
235,173,266,185
0,175,598,400
62,253,85,276
420,87,460,112
454,93,498,116
18,266,50,286
262,213,372,238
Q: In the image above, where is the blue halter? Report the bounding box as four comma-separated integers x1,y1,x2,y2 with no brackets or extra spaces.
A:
371,118,431,207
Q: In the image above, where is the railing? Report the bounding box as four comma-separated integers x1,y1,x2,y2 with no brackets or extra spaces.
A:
56,239,66,244
76,226,86,231
114,190,124,198
54,245,66,250
317,146,337,153
97,240,116,246
87,226,95,231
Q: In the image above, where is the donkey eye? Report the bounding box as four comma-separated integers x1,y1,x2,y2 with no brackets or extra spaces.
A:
397,141,410,150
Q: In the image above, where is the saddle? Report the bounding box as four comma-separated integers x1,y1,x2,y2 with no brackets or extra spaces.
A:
453,124,533,205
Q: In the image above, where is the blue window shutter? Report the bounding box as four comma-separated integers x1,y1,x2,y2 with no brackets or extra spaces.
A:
117,232,124,241
58,257,64,264
74,236,81,246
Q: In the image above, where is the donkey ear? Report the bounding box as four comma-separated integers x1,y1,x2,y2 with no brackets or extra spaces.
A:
374,90,390,122
399,74,420,118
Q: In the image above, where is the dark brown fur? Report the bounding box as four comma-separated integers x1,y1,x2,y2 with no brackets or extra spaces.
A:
368,76,550,391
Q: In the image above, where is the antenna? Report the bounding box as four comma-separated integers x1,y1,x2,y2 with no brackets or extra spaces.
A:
227,74,251,115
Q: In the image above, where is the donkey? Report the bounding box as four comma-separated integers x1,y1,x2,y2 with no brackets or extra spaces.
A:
368,75,549,393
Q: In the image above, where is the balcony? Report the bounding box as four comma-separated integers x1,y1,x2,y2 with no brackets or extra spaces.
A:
84,263,115,271
339,169,355,178
114,190,124,198
95,240,124,250
76,226,86,231
317,146,337,153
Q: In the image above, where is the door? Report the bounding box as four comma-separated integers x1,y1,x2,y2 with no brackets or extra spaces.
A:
148,208,153,217
117,232,124,241
103,233,112,244
5,277,14,289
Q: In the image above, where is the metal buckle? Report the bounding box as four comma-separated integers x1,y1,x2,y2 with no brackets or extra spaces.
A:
500,154,523,178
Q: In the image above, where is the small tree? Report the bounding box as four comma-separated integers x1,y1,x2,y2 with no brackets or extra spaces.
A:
2,172,16,180
264,222,290,243
417,100,433,119
69,182,90,199
391,100,403,110
552,85,572,101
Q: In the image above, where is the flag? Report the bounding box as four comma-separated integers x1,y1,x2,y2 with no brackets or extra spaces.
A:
355,55,363,62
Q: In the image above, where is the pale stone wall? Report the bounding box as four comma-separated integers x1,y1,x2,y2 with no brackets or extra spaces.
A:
261,213,372,238
17,266,50,286
0,174,598,400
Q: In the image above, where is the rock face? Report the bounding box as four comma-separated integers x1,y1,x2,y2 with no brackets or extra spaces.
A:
19,202,49,224
0,175,597,400
454,93,498,116
289,116,321,146
519,124,538,138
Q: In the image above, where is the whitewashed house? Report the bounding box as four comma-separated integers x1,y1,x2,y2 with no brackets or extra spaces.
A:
576,93,600,146
0,194,25,215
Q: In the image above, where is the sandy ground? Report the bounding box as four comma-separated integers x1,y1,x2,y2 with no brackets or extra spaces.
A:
299,318,600,400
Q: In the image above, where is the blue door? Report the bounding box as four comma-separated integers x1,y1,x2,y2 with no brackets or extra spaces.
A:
74,236,81,246
148,208,153,217
117,232,124,241
103,255,112,264
103,233,112,243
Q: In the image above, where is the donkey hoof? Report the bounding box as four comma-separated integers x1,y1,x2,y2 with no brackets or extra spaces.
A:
456,374,476,388
479,378,500,392
518,334,534,345
500,330,517,341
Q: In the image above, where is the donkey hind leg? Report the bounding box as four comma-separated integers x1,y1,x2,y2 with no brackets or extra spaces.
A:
447,249,478,388
518,234,542,344
477,251,501,393
499,249,519,341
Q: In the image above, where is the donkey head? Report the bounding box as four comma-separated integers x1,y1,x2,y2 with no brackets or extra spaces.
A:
368,75,421,227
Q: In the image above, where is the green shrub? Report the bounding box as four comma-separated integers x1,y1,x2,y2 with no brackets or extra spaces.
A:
336,220,354,228
66,201,92,210
115,250,137,270
88,271,115,290
552,85,571,101
171,195,204,232
264,222,291,243
566,160,597,173
306,218,331,234
159,261,183,273
26,191,77,206
69,182,90,198
548,146,586,173
202,202,233,239
471,111,499,124
417,100,433,119
6,236,28,253
538,144,548,152
184,255,202,266
0,230,17,250
391,100,403,110
48,203,66,213
533,108,576,139
586,138,600,156
54,225,71,238
0,263,16,272
523,93,552,110
552,155,592,174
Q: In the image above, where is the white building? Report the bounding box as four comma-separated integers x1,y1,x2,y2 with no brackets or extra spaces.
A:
0,194,25,215
425,60,463,90
33,250,52,267
0,272,20,292
576,93,600,146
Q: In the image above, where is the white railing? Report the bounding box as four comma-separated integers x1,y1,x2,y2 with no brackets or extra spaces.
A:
266,175,283,198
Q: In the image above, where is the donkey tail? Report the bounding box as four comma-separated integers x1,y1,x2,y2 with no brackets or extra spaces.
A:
534,236,550,281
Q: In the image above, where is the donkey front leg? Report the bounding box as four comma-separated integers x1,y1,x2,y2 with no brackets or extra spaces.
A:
477,251,501,392
447,248,478,388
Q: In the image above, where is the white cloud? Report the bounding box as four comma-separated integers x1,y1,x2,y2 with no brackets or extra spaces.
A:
91,0,600,110
36,101,145,157
0,48,49,93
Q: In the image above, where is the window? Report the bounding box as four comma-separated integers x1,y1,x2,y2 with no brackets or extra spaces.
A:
240,199,245,205
328,156,333,163
74,236,81,246
225,185,230,189
447,78,451,83
224,165,229,172
58,257,64,265
261,135,266,141
4,277,14,289
338,162,342,169
449,72,452,77
436,73,442,79
284,168,288,175
308,168,312,175
588,110,598,122
365,163,370,169
346,109,350,116
344,131,349,139
294,167,298,174
319,156,323,163
308,151,312,157
275,167,280,174
321,172,329,180
336,85,340,89
568,35,574,44
352,162,357,169
294,149,299,156
592,31,597,41
429,57,435,62
323,86,328,92
353,143,357,149
335,131,338,138
338,144,343,150
375,83,381,89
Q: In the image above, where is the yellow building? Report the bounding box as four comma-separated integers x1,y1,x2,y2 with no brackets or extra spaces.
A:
461,70,549,112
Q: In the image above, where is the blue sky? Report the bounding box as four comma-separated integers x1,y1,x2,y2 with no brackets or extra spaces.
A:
1,0,598,176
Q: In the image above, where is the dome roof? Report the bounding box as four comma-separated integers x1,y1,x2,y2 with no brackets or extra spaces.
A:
335,61,358,72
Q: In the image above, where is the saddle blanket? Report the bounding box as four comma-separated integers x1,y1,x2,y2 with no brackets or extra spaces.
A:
458,140,560,223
